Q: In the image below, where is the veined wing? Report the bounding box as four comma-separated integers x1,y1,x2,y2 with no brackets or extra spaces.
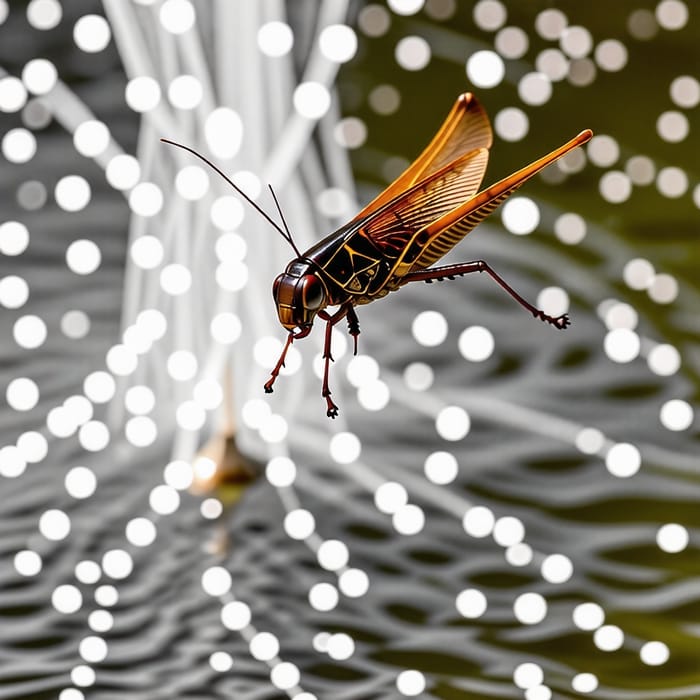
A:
403,129,594,274
358,147,490,258
351,93,493,223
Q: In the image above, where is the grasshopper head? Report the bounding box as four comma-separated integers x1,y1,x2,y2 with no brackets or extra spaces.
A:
272,261,327,338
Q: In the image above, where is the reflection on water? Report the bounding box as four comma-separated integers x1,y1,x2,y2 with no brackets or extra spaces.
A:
1,1,699,699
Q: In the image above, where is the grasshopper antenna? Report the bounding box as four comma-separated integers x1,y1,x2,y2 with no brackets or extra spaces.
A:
268,184,301,257
160,138,299,255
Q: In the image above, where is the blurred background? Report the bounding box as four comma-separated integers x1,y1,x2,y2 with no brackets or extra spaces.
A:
0,1,698,699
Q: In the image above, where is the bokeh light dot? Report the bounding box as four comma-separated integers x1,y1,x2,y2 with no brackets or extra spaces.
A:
641,641,670,666
554,212,586,244
293,82,331,119
630,9,657,39
0,76,27,113
506,542,533,567
163,460,194,490
319,24,357,63
55,175,91,212
102,549,133,580
201,565,232,596
13,314,47,349
599,171,631,203
2,128,37,163
0,445,26,478
160,264,192,296
595,39,628,71
648,343,681,376
149,484,180,515
659,399,693,431
412,310,448,346
502,196,540,234
339,568,370,598
466,50,505,88
249,632,280,661
594,624,624,651
74,15,111,53
39,509,71,540
73,120,110,157
626,155,656,185
327,632,355,660
535,8,567,40
403,361,433,391
536,48,569,82
473,0,506,31
0,221,30,255
656,0,688,30
106,345,138,378
221,600,251,630
393,503,425,535
513,592,547,624
656,523,689,553
388,0,424,16
16,431,48,463
94,585,118,607
575,427,605,455
309,582,339,611
125,517,157,547
604,328,640,363
78,636,108,663
270,662,301,690
423,451,459,485
201,498,223,519
52,584,83,614
159,0,196,34
670,75,700,108
588,135,620,167
284,508,315,540
514,663,544,690
435,405,470,441
257,21,294,56
456,588,487,618
493,516,525,546
462,505,495,537
648,272,679,303
572,673,598,693
66,239,101,275
129,182,163,217
573,602,605,630
494,106,528,141
329,431,361,464
14,550,42,576
657,110,689,143
537,287,569,318
334,117,367,149
494,26,528,59
623,258,655,289
605,442,641,478
396,670,426,696
209,651,233,672
518,72,552,105
168,74,203,110
65,466,97,499
541,553,573,583
26,0,62,30
125,76,161,112
396,36,432,71
6,377,39,411
374,481,408,514
358,4,391,36
656,167,688,198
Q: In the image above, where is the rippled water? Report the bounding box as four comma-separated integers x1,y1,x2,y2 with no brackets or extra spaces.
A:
1,2,699,699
